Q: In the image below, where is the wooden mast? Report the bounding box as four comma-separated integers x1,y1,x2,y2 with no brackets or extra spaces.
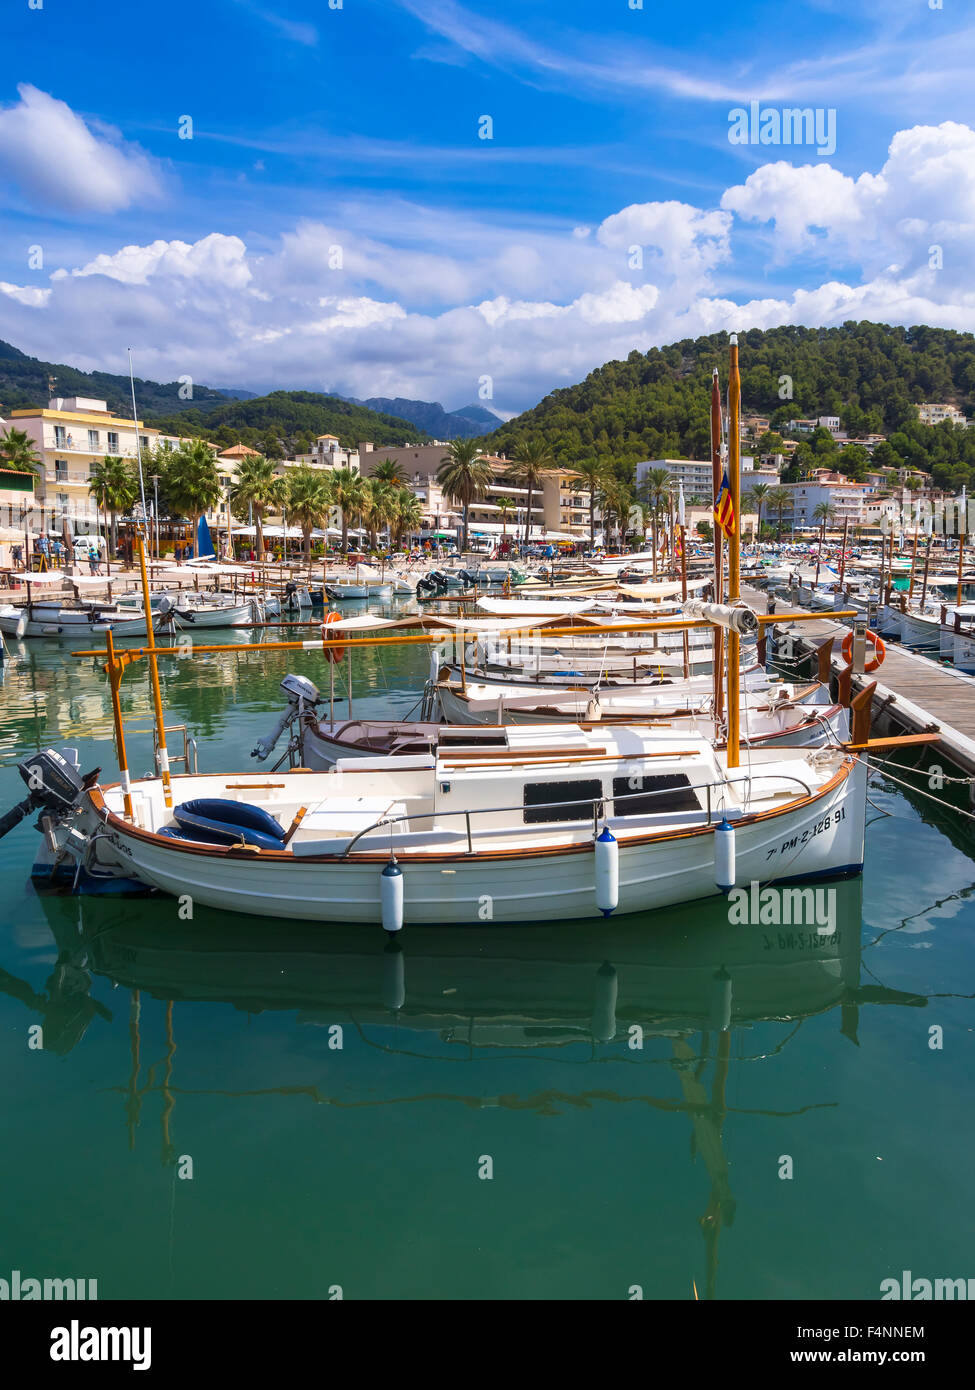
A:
104,629,134,820
136,532,173,809
710,368,725,724
726,336,741,770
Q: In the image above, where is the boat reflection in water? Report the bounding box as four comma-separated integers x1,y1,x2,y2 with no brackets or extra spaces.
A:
14,880,927,1299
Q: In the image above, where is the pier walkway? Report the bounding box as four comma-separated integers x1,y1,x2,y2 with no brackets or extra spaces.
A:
743,584,975,783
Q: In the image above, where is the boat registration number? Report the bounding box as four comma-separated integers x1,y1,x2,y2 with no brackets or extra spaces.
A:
766,805,846,860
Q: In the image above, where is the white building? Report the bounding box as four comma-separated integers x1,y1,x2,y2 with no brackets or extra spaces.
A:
917,403,969,428
636,458,714,504
290,434,362,473
778,481,866,530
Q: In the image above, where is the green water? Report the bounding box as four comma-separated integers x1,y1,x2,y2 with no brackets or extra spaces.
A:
1,623,974,1301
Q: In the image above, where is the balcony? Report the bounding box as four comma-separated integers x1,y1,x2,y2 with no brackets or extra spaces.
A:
47,471,90,485
46,439,144,456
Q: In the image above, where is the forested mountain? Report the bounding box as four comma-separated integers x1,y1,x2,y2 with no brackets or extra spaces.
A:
147,390,429,454
0,341,424,455
0,338,234,417
487,323,975,490
346,396,503,439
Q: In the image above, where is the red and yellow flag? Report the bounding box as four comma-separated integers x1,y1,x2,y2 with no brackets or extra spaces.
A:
713,469,736,540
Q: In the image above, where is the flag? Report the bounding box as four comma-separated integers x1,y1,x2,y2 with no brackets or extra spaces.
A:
713,470,736,540
677,482,686,528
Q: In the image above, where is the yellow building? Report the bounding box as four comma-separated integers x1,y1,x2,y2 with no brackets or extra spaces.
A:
9,396,162,536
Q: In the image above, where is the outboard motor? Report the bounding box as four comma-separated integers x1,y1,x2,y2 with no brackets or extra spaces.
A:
251,673,322,761
0,749,98,841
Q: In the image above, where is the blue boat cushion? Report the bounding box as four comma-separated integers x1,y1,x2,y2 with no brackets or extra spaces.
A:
172,799,287,851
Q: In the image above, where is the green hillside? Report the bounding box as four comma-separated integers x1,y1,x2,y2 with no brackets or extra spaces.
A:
0,338,233,417
0,340,430,455
147,390,430,454
487,322,975,491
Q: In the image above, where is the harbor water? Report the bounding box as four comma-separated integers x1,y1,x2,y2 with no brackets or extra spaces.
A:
1,626,973,1299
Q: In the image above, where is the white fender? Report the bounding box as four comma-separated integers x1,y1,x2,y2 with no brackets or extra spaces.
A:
714,818,736,895
380,855,404,932
594,827,619,916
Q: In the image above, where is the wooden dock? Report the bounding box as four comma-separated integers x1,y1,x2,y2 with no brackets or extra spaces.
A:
743,584,975,786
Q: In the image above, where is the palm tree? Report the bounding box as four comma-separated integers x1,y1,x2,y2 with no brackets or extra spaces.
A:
88,455,138,559
495,495,515,539
600,478,633,550
392,488,423,547
361,479,398,550
766,486,792,541
162,440,223,559
504,437,556,543
641,467,672,576
286,467,334,563
0,426,41,474
230,454,288,561
1,427,42,548
571,459,607,549
329,467,368,550
746,481,771,540
437,440,494,553
370,457,408,486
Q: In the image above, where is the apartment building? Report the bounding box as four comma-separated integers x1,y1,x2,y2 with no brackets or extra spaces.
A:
9,396,163,534
352,442,592,541
635,458,714,504
778,481,866,530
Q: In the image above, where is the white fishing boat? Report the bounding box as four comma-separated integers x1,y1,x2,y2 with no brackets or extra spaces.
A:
265,684,847,766
325,581,370,600
939,605,975,672
0,599,152,639
429,670,834,724
170,594,263,628
19,727,869,925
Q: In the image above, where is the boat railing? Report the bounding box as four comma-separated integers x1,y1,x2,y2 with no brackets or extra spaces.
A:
336,770,814,860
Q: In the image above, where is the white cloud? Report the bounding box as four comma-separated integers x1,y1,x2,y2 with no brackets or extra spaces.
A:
52,235,251,288
0,281,50,307
721,122,975,283
5,120,975,412
0,85,162,214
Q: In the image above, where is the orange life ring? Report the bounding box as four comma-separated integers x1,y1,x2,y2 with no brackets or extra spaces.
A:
321,610,344,664
841,628,885,673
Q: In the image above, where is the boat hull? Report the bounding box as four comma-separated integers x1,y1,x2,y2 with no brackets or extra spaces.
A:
80,761,865,926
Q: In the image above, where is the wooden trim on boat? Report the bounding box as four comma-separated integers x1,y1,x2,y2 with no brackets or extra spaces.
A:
438,749,701,767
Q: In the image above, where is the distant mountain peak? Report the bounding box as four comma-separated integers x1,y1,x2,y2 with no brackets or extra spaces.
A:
347,395,503,439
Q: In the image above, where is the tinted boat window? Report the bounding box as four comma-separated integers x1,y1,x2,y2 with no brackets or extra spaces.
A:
523,778,603,824
612,774,699,816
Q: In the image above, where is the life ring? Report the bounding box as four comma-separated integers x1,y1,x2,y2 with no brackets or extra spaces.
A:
321,610,344,664
841,628,885,673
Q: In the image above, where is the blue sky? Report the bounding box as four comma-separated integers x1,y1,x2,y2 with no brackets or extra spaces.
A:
1,0,974,414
